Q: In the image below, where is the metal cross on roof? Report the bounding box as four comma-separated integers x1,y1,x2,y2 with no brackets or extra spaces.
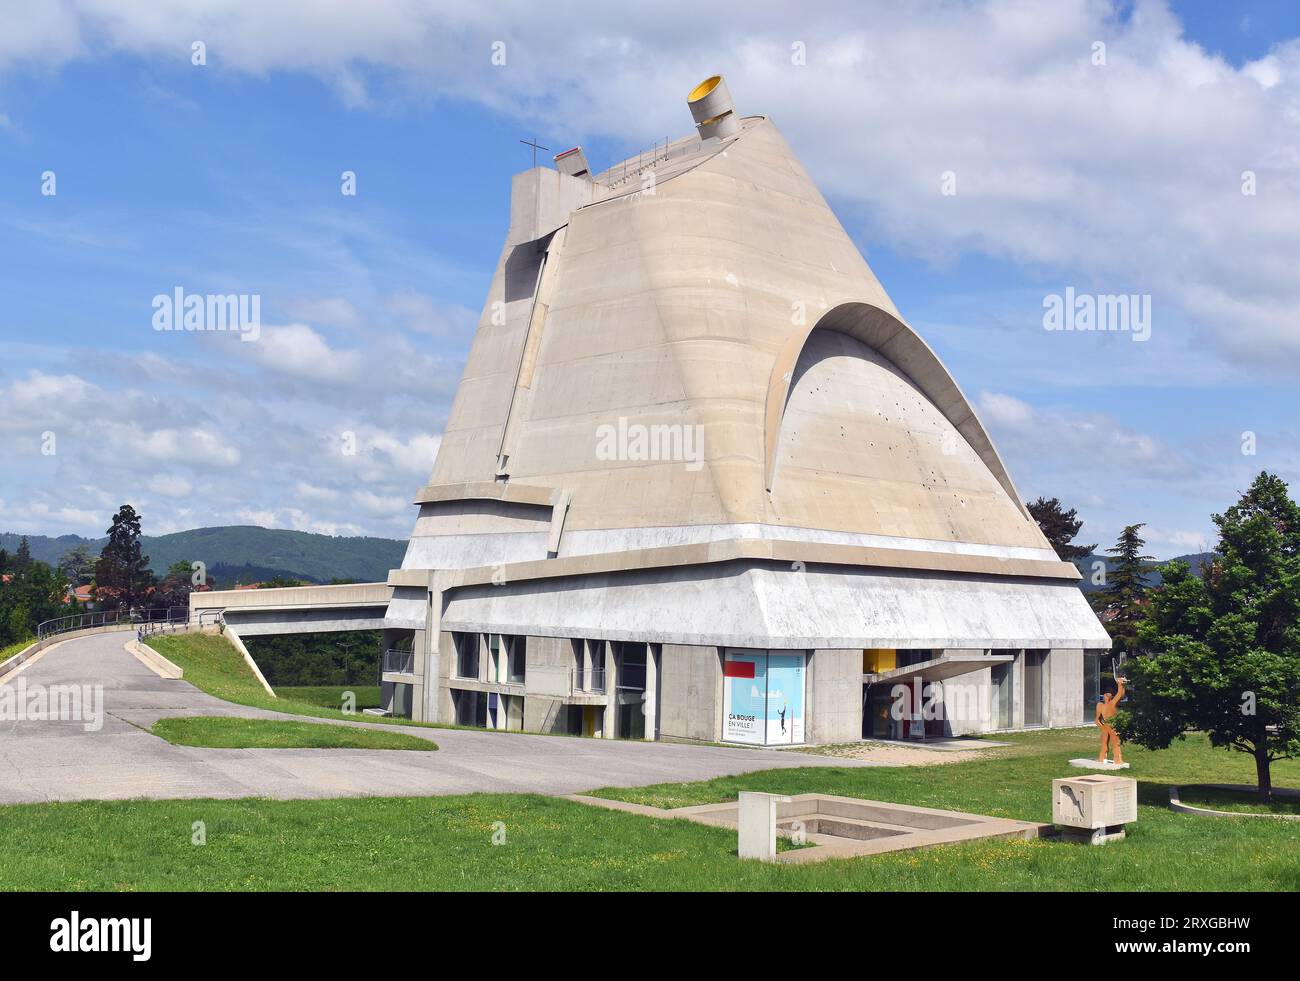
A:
519,136,550,167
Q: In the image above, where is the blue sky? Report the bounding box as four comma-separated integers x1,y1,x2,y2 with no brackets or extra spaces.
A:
1,0,1298,558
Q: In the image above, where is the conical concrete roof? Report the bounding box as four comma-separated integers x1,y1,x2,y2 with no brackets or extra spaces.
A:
415,114,1053,562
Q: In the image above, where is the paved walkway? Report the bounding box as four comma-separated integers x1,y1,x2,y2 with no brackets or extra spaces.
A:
0,632,870,804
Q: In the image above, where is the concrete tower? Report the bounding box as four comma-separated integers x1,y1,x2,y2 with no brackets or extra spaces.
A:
382,76,1110,742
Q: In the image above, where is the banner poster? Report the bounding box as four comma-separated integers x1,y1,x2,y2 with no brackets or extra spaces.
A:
765,652,806,744
722,649,806,745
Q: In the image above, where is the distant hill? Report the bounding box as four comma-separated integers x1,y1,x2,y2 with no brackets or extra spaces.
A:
1075,551,1215,592
0,526,406,585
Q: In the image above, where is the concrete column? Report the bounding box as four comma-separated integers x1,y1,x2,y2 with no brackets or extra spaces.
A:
643,644,659,741
603,642,617,738
420,573,450,724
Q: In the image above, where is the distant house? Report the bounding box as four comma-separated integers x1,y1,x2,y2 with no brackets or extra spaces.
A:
68,584,97,609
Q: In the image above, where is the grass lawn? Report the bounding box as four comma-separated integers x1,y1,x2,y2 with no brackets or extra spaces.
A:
1178,786,1300,817
0,638,34,662
145,633,438,729
0,727,1296,891
276,685,383,711
151,716,436,751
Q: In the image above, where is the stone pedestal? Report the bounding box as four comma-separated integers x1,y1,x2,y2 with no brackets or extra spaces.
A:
738,792,780,861
1052,774,1138,845
1068,757,1130,770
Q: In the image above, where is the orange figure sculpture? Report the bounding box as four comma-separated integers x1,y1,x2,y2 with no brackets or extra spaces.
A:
1095,676,1126,765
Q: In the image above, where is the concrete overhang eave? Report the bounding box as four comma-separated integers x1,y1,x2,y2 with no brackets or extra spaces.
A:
437,538,1082,592
872,654,1014,686
212,601,391,613
412,481,559,508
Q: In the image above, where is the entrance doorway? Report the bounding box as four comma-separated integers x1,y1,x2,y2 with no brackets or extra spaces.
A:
1023,650,1047,726
991,660,1013,730
615,643,648,739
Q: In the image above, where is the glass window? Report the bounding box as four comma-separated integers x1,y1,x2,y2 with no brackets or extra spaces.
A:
586,640,607,692
571,639,585,691
508,636,526,683
618,643,647,691
455,633,479,680
1083,652,1102,723
990,660,1013,729
1023,650,1047,726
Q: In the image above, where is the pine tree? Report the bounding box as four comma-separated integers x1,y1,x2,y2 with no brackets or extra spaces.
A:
93,505,155,611
1093,523,1155,655
14,536,32,567
1026,496,1097,561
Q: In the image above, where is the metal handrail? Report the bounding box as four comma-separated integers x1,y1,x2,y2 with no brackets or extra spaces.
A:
136,608,195,641
196,609,226,627
574,665,606,694
383,649,415,674
37,606,192,642
593,134,705,188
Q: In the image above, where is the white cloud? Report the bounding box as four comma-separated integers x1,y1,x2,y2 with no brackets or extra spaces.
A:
0,370,97,417
293,481,340,502
0,498,105,536
288,296,362,329
148,474,194,497
353,489,408,515
1145,526,1212,551
104,425,241,467
4,1,1297,550
976,391,1035,429
239,324,362,383
977,389,1194,481
385,290,476,337
5,0,1293,370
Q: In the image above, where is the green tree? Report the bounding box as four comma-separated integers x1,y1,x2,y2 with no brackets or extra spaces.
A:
1026,496,1097,562
0,559,72,646
1092,523,1155,655
14,536,32,568
57,544,96,586
1119,473,1300,801
153,560,198,610
93,505,155,611
260,576,306,588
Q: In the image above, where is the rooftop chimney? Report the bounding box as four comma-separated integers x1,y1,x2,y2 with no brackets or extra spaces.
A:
687,75,740,141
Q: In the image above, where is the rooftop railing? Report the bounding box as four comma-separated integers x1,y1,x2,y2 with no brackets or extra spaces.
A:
593,135,705,188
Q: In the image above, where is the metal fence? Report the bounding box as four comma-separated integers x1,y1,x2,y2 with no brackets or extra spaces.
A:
136,609,199,641
37,606,193,642
383,649,415,674
577,666,606,694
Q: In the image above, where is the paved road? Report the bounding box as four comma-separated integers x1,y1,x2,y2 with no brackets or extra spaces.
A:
0,632,869,804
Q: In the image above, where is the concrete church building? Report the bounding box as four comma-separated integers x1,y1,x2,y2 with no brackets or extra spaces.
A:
203,75,1087,748
372,76,1112,744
